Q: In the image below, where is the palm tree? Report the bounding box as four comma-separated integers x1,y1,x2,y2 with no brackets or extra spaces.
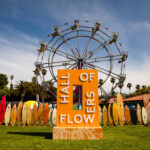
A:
110,77,116,95
142,85,146,89
110,77,115,88
20,81,25,101
32,76,37,84
10,75,14,82
127,83,132,94
42,69,47,81
118,82,124,94
33,69,40,76
33,69,40,101
41,69,47,102
136,84,140,90
99,79,104,87
10,75,14,90
99,79,104,97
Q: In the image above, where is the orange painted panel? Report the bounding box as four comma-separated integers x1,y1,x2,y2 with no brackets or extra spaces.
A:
53,127,103,140
57,70,99,127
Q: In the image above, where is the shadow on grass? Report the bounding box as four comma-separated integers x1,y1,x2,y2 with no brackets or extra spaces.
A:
8,132,53,139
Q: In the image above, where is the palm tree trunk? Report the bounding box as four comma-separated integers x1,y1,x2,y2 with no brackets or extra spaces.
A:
49,89,56,99
36,94,39,102
112,83,114,91
41,95,44,103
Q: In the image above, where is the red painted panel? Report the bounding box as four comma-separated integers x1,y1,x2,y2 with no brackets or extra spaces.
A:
0,95,6,125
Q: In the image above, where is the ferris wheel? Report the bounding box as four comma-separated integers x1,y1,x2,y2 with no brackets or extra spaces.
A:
34,20,128,98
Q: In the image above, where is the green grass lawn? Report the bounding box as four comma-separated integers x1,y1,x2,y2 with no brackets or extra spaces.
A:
0,125,150,150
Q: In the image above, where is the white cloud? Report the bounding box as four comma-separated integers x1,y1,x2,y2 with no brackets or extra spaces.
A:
0,26,39,85
123,53,150,93
130,21,150,32
1,1,150,95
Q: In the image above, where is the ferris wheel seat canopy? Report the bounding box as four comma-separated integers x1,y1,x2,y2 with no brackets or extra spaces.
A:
34,61,42,67
122,51,128,60
52,26,61,37
74,20,79,23
38,48,46,53
39,41,47,46
112,32,119,38
71,20,80,30
54,26,60,32
118,51,128,63
119,74,126,82
95,21,101,28
52,32,60,38
109,32,119,44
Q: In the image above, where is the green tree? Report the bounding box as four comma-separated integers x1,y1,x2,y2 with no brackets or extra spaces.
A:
127,83,132,94
0,74,8,89
32,76,37,84
0,86,10,99
33,68,40,79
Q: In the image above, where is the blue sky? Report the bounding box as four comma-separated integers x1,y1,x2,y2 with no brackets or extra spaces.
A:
0,0,150,92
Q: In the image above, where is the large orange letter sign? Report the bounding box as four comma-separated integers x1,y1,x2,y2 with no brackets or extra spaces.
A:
53,70,103,140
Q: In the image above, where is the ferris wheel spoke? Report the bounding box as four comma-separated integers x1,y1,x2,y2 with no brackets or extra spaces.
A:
86,59,111,64
84,40,109,59
77,30,81,57
86,54,122,62
50,59,75,65
88,65,119,80
82,62,88,69
84,61,120,79
43,62,76,68
86,58,121,64
115,43,121,54
66,63,77,69
60,35,77,58
82,65,87,69
99,29,112,38
82,33,95,58
47,46,75,60
42,59,76,66
85,62,110,77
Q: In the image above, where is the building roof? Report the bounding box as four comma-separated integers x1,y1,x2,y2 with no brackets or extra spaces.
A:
123,94,150,102
99,94,150,104
99,98,117,104
99,98,106,104
108,98,116,104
